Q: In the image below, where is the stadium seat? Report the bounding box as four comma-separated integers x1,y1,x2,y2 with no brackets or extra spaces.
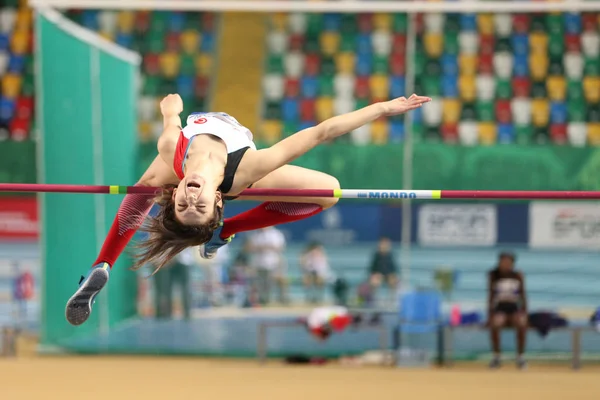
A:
458,121,478,145
354,75,370,99
493,52,513,78
567,122,587,146
351,122,371,145
564,12,582,34
478,122,497,145
496,78,512,99
0,8,16,34
1,73,20,98
564,52,584,79
138,96,156,122
0,51,8,75
532,99,550,127
318,75,334,96
288,13,307,34
334,73,355,97
284,78,300,97
389,75,406,98
582,13,597,31
512,76,531,97
529,32,548,54
301,76,319,99
494,13,512,37
497,123,515,144
372,30,392,55
547,76,567,101
441,53,458,76
0,97,14,123
392,33,407,54
550,101,568,124
262,74,285,101
195,53,212,76
261,120,283,144
389,120,405,143
422,97,443,126
194,76,210,98
371,118,388,144
584,55,600,76
10,29,28,55
583,76,600,103
588,123,600,145
477,14,494,35
513,53,528,77
334,96,354,116
479,34,495,55
441,74,458,98
288,33,304,52
117,11,135,33
373,13,392,31
565,33,581,52
459,54,477,76
424,33,443,58
476,75,495,100
441,98,461,124
9,116,29,141
281,97,299,122
549,123,568,144
299,98,316,121
458,75,476,102
14,95,32,119
511,33,528,55
424,13,445,33
460,14,477,32
440,123,458,143
284,52,305,78
98,11,117,35
444,31,459,55
511,98,532,125
495,99,512,124
320,31,340,56
458,31,479,54
529,53,549,81
159,52,180,79
179,30,200,54
335,52,354,74
369,74,388,99
389,52,405,75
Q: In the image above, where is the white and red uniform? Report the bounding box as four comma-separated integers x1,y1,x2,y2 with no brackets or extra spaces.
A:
306,306,352,338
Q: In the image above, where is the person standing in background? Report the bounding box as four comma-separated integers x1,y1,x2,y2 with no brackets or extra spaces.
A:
487,252,528,370
198,244,230,307
249,227,287,305
153,246,195,320
368,237,399,304
300,241,332,304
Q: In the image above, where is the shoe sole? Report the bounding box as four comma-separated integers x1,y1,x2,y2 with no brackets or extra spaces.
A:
65,268,109,326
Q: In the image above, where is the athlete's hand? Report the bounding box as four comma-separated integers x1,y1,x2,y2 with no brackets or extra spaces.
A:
160,94,183,117
380,94,431,117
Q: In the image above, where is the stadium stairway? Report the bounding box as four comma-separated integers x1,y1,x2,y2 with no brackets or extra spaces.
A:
212,12,267,136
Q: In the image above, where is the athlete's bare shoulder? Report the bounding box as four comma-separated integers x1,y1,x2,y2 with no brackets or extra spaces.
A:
157,125,181,168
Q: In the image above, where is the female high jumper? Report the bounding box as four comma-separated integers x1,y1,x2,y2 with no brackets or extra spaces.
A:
66,93,430,326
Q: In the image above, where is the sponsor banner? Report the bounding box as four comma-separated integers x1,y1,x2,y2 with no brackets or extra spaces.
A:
0,197,39,240
529,202,600,249
418,204,498,246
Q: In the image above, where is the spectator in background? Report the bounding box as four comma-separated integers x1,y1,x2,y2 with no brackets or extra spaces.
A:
153,247,194,320
199,244,229,307
300,241,332,304
487,252,528,370
226,238,256,307
368,237,399,302
249,227,287,305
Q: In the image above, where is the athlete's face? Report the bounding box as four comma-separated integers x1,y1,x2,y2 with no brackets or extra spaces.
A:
172,175,221,225
498,256,514,272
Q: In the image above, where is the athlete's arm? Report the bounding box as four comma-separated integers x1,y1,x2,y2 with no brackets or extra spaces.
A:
161,93,183,129
240,95,430,183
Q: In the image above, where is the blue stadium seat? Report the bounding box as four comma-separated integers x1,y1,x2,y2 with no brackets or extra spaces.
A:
0,34,8,51
460,14,477,31
398,291,441,335
441,53,458,75
497,123,515,144
356,33,373,54
115,33,133,49
0,97,15,123
300,76,319,98
564,13,582,34
7,54,24,73
390,75,406,98
81,10,99,30
282,97,299,121
511,33,529,55
550,102,568,124
168,12,186,32
299,120,316,131
323,13,341,32
412,106,423,125
176,75,195,98
513,53,529,77
442,74,459,97
201,32,215,52
389,120,405,142
355,52,373,76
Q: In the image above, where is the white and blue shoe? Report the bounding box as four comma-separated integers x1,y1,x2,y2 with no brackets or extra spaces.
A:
65,263,110,326
199,221,233,259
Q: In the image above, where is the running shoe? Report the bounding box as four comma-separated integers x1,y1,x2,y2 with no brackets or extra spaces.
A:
199,221,233,259
65,262,110,326
489,357,502,369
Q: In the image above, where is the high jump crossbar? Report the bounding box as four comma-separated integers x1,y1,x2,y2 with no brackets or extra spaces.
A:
1,184,600,200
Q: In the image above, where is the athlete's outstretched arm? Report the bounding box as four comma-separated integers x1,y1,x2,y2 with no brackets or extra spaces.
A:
92,155,179,268
241,95,430,183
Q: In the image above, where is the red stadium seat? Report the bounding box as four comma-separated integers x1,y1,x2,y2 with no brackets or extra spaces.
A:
134,11,151,33
284,78,300,97
479,34,495,55
357,13,373,33
550,123,567,144
441,123,459,143
512,14,530,34
15,95,33,119
288,34,304,51
354,76,370,99
565,33,581,52
194,76,210,98
390,52,406,75
300,98,316,121
304,53,320,76
143,53,160,75
582,13,597,31
392,33,407,54
495,99,512,124
202,13,216,32
512,76,531,97
478,53,494,74
10,116,30,141
165,32,180,52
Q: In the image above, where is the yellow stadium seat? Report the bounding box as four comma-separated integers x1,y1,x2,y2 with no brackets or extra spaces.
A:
369,74,389,99
529,32,548,54
371,119,389,144
159,52,181,79
583,76,600,103
138,121,153,142
320,31,341,56
373,13,392,31
478,122,497,145
477,14,494,35
195,53,213,76
442,98,462,124
531,98,550,127
270,13,288,31
10,29,28,55
459,54,477,76
181,30,201,54
117,11,135,33
99,31,113,42
261,120,283,144
588,123,600,145
335,52,355,74
546,75,566,101
458,75,476,102
424,33,443,58
2,74,22,98
529,53,549,81
316,97,334,122
15,8,32,29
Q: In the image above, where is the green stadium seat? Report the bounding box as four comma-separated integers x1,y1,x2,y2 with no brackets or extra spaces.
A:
461,102,476,120
531,81,547,98
159,78,177,96
476,101,494,122
445,14,461,33
421,75,441,96
496,79,512,99
264,101,282,120
392,14,408,33
180,54,195,76
305,14,323,36
584,56,600,76
530,14,546,31
373,54,389,74
444,32,459,54
340,33,356,52
548,32,564,58
340,14,357,35
515,124,534,145
567,78,584,100
495,37,511,52
283,120,298,137
150,11,168,32
321,56,336,76
21,73,33,96
266,54,284,74
546,13,563,34
318,75,335,96
303,34,320,53
567,98,587,121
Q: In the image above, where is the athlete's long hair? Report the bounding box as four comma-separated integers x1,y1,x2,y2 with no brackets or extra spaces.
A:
132,184,223,273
